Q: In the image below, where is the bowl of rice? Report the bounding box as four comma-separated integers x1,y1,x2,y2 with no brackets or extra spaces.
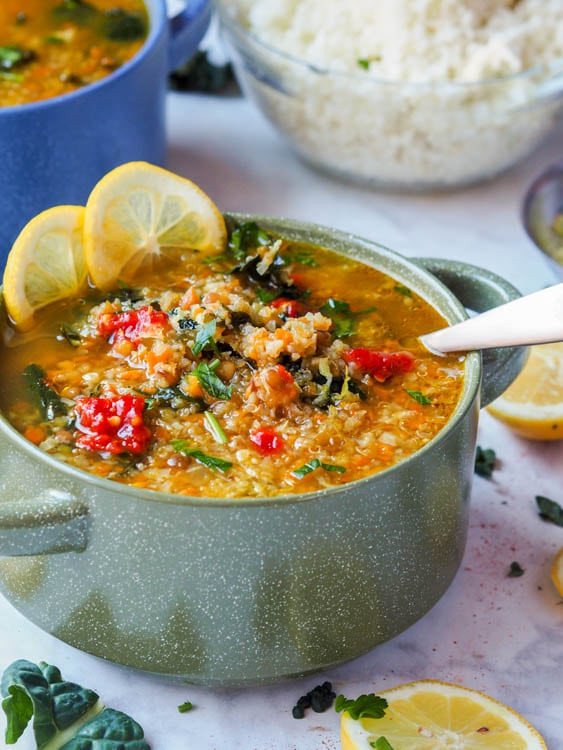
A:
216,0,563,190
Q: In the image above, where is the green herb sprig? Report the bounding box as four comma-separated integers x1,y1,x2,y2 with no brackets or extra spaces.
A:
334,694,388,720
405,389,432,405
536,495,563,526
475,446,497,479
177,701,194,713
204,411,228,444
319,298,377,338
172,439,232,473
192,360,232,400
23,364,67,421
370,738,394,750
192,319,219,356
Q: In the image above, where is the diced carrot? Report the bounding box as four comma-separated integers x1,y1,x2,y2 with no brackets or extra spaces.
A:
185,375,204,398
24,426,46,445
180,287,200,309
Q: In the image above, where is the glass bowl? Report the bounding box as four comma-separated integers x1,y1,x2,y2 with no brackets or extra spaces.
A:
217,2,563,191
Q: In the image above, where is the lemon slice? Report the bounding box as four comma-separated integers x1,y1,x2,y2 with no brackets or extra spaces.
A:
2,205,87,330
487,342,563,441
83,161,227,289
341,680,546,749
552,547,563,596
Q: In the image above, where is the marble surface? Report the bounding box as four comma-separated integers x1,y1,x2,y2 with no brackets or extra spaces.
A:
1,91,562,750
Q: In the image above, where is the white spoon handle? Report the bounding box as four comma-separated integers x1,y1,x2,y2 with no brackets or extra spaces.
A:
420,283,563,353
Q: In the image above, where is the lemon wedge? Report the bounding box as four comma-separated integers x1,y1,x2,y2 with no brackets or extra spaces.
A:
83,161,227,289
552,548,563,597
341,680,546,749
2,205,87,330
487,342,563,440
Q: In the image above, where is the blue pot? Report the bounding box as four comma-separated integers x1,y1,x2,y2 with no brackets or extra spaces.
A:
0,0,211,269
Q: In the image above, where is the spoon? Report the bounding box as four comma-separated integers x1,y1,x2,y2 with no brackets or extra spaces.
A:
521,159,563,279
420,283,563,354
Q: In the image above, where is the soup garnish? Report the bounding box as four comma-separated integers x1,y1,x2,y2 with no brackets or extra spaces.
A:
0,0,148,106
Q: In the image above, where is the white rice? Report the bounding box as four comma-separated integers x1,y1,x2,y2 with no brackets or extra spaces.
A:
222,0,563,187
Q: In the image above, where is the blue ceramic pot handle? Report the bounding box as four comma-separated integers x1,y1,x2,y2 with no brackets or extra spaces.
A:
411,257,528,407
0,492,89,556
168,0,212,71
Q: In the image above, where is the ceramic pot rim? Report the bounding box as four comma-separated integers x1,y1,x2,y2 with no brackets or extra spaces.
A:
0,215,481,508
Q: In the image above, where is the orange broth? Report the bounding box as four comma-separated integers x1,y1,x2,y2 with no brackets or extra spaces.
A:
0,226,465,498
0,0,147,106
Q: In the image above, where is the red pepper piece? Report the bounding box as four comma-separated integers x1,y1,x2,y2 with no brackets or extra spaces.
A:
343,348,415,382
98,306,170,343
75,395,151,454
250,427,285,455
270,297,306,318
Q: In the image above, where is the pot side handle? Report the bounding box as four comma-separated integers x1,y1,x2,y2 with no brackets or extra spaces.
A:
168,0,212,72
0,491,89,556
411,257,528,407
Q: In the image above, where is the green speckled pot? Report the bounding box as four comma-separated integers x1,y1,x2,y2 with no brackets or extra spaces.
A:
0,217,526,686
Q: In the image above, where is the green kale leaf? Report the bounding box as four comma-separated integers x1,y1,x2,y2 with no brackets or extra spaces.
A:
319,298,377,338
23,364,68,421
334,693,388,720
474,446,496,479
228,222,271,261
59,708,149,749
1,659,99,747
536,495,563,527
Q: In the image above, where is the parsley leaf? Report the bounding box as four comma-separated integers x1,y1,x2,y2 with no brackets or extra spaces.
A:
370,739,394,750
171,439,232,473
536,495,563,526
334,694,388,720
475,446,497,479
192,360,232,400
508,561,525,577
405,389,432,405
177,701,194,713
192,319,219,356
319,298,377,338
291,458,346,479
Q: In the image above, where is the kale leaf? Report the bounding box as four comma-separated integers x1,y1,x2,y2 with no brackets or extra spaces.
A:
59,708,149,749
1,660,150,749
474,446,496,479
100,8,147,41
1,659,98,747
319,298,377,338
23,364,67,420
536,495,563,527
228,221,271,261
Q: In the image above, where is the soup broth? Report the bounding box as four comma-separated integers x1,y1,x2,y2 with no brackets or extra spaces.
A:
0,0,148,107
0,225,465,498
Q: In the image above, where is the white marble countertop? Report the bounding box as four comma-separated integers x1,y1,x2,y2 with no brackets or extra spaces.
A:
1,92,562,750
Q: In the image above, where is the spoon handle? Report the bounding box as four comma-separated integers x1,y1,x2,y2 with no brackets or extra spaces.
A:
420,283,563,353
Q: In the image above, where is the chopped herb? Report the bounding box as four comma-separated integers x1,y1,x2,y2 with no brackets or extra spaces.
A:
23,364,67,421
291,458,346,479
475,446,497,478
169,50,237,94
394,284,412,297
204,411,228,444
508,561,525,577
45,34,65,44
370,739,394,750
319,298,377,338
282,248,320,268
0,45,35,71
172,439,232,473
177,701,194,713
536,495,563,527
202,253,229,264
357,58,370,70
58,324,82,347
192,319,219,356
405,389,432,405
192,360,232,400
0,71,23,81
139,385,204,411
256,287,278,303
334,694,388,721
52,0,98,25
101,8,147,41
292,682,336,719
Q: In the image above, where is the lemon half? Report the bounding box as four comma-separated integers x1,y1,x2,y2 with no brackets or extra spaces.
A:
2,205,87,330
341,680,546,749
487,342,563,440
83,161,227,289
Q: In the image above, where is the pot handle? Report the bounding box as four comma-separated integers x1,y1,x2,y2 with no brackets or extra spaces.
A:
0,490,89,556
168,0,212,72
411,257,528,407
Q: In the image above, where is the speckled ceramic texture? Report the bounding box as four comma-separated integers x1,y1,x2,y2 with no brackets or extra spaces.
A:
0,218,525,686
